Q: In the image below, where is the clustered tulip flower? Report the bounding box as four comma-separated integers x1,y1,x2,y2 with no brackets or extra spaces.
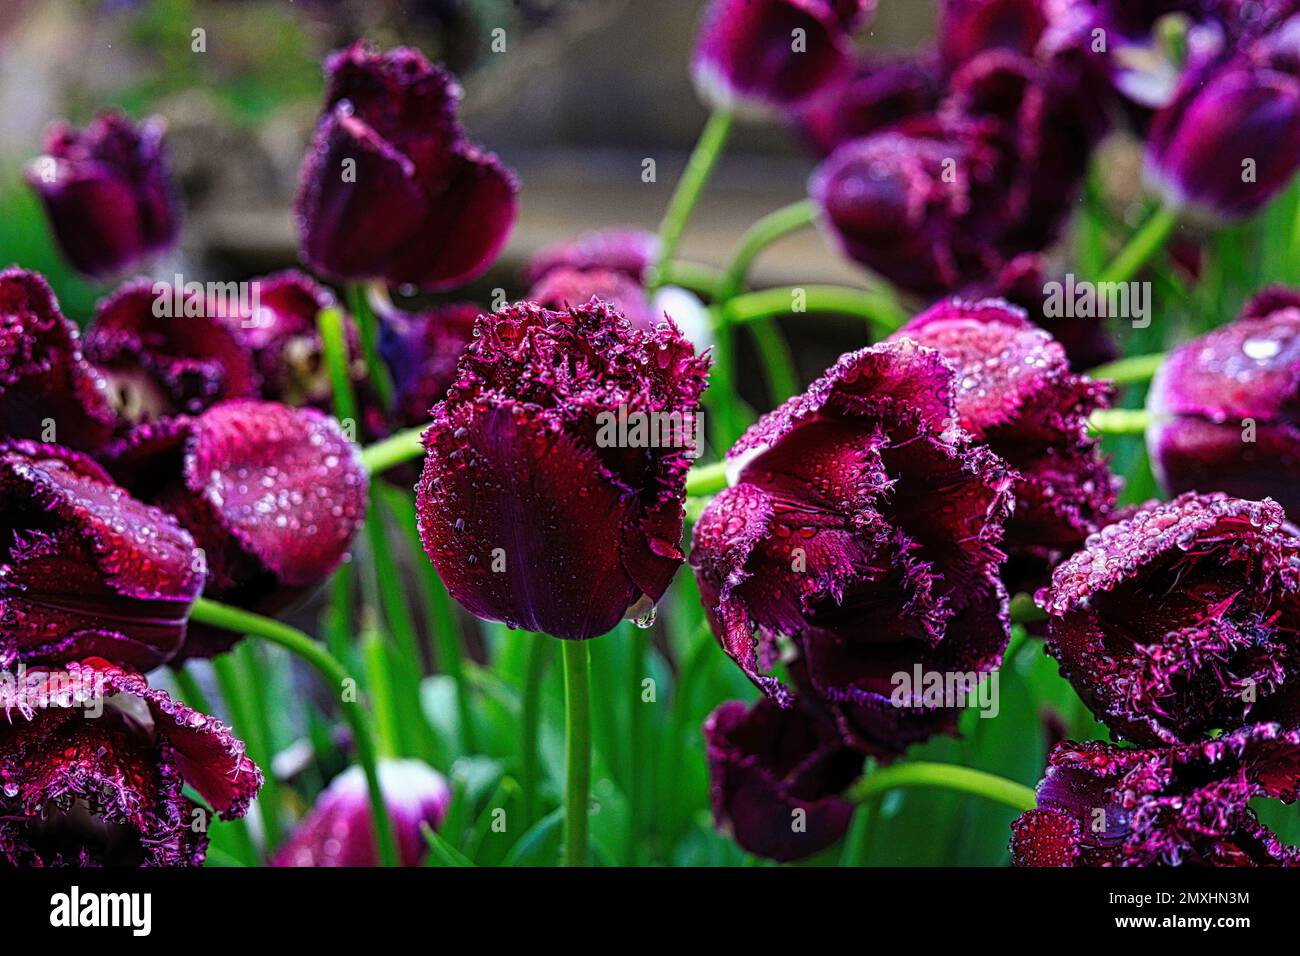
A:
24,112,181,280
889,299,1120,589
1011,724,1300,866
0,658,262,866
692,340,1015,749
416,300,709,640
295,41,519,290
1147,287,1300,515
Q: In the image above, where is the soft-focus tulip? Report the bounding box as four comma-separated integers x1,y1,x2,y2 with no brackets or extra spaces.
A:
1011,724,1300,867
273,759,451,867
1040,493,1300,745
796,54,941,156
963,253,1120,371
85,279,261,423
377,300,482,430
295,42,518,290
0,268,117,451
1146,20,1300,221
691,340,1014,757
522,228,659,287
25,112,180,280
416,300,709,640
0,658,261,866
891,299,1119,589
104,400,368,658
0,440,204,671
938,0,1051,68
692,0,873,116
809,118,1002,294
705,698,860,862
529,270,658,333
1147,288,1300,513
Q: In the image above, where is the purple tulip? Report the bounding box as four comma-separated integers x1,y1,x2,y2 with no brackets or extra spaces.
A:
0,268,118,452
891,299,1120,590
705,698,860,862
1012,724,1300,867
690,340,1014,757
295,42,519,291
85,278,262,423
0,659,262,867
416,301,709,640
25,112,181,280
0,440,205,671
692,0,873,116
939,0,1051,68
796,54,942,156
376,299,482,430
104,400,369,659
273,759,450,867
1146,20,1300,221
522,228,659,287
1040,493,1300,745
1147,287,1300,512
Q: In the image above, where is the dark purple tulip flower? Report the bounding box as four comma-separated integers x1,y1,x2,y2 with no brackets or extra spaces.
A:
796,54,942,157
962,253,1120,371
938,0,1051,68
809,118,1003,294
85,278,262,423
0,658,262,867
891,299,1120,589
1148,289,1300,513
0,268,117,451
1146,19,1300,221
221,270,340,408
376,299,481,429
416,300,709,640
273,759,451,867
692,0,873,116
0,441,204,671
1011,724,1300,867
25,111,180,280
522,228,659,287
705,698,861,862
691,340,1014,757
1040,493,1300,745
104,400,368,658
529,270,658,333
295,42,519,291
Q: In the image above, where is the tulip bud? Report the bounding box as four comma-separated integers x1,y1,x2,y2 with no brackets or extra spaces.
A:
692,0,872,116
273,759,451,867
25,112,180,280
295,42,518,291
1147,288,1300,513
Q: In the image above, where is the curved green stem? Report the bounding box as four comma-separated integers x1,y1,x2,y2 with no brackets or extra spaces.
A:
1087,352,1166,385
347,284,395,410
650,110,734,293
1099,204,1180,286
847,761,1036,813
718,199,819,304
360,426,425,474
318,307,358,426
561,639,591,866
727,284,909,334
658,260,724,299
685,460,728,496
189,598,400,867
1089,407,1152,436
